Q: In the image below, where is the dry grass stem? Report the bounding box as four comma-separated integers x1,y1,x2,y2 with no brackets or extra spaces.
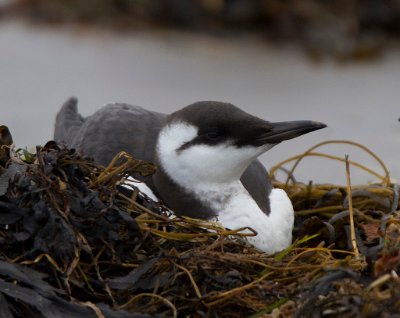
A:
345,155,360,257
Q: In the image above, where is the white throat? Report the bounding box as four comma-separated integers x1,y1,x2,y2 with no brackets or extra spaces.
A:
156,121,294,254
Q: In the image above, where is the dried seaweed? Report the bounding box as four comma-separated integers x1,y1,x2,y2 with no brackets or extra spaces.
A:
0,137,400,317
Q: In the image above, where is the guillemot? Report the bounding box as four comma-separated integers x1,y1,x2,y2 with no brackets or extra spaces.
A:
54,98,326,253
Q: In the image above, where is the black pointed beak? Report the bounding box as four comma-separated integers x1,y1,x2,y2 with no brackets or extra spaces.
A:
259,120,327,144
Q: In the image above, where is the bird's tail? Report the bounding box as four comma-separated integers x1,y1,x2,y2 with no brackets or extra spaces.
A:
53,97,84,146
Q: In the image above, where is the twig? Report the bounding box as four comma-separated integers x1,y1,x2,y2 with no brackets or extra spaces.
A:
174,263,202,299
391,183,399,213
345,155,360,257
117,293,177,318
73,301,106,318
269,140,390,186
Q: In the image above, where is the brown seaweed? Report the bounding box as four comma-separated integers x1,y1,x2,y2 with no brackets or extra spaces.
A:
0,135,400,317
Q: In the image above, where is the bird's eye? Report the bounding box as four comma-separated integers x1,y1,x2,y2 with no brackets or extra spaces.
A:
205,132,221,140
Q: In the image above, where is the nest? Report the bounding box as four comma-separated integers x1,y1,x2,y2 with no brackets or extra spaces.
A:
0,136,399,318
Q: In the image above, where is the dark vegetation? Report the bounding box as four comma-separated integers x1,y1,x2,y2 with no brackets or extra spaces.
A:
0,127,400,317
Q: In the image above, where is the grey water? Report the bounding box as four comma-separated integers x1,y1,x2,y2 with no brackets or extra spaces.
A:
1,20,399,185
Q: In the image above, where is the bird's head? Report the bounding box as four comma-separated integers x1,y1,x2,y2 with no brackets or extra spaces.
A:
156,101,326,186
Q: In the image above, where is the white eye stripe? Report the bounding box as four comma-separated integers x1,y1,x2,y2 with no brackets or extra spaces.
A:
157,121,198,153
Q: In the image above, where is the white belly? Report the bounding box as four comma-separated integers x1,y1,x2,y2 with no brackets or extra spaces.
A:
215,188,294,254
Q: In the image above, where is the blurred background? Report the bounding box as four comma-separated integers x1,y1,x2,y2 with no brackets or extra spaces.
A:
0,0,399,184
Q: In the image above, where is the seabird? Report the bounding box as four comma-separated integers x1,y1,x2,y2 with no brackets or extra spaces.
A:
54,98,326,253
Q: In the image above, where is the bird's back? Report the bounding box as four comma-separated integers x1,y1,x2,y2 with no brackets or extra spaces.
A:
54,98,166,166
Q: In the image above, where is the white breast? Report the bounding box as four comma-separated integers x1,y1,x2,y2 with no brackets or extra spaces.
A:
124,177,293,253
208,185,294,254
